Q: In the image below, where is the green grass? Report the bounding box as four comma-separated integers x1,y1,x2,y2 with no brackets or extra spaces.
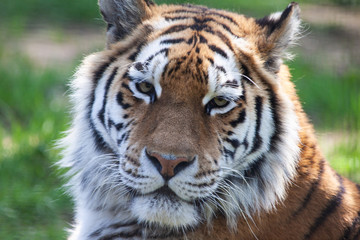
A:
290,55,360,130
0,50,72,239
328,135,360,182
2,0,357,30
288,54,360,182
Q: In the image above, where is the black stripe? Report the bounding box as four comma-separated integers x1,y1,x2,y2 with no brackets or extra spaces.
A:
223,147,235,160
144,48,169,64
128,42,147,62
292,158,325,218
108,221,138,229
163,24,189,35
107,119,115,129
239,61,250,78
94,57,117,85
89,229,102,238
215,65,226,73
89,59,118,152
207,11,239,26
117,130,130,146
87,29,152,152
163,23,216,35
114,123,124,131
160,38,186,45
121,82,133,94
215,22,235,37
166,9,204,15
89,121,112,152
242,139,249,150
164,16,192,21
98,67,118,127
353,227,360,240
240,81,247,103
249,96,263,154
209,45,227,58
304,173,346,239
341,211,360,240
99,229,141,240
89,221,138,238
223,79,239,88
116,91,131,109
225,138,240,149
268,89,281,151
213,30,234,52
199,35,207,43
230,109,246,128
239,50,283,152
339,183,360,239
161,62,169,80
187,35,194,45
244,156,265,180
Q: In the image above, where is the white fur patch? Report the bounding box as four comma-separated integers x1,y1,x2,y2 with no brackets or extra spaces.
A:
131,194,199,228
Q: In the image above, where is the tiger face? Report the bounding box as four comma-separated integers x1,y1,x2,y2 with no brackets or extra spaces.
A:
60,0,302,236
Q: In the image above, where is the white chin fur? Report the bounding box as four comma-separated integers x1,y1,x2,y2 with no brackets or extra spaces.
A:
131,194,199,228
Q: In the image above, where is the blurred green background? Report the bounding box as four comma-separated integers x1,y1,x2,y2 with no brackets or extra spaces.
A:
0,0,359,239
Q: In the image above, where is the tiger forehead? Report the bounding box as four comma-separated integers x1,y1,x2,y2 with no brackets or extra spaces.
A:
124,5,254,101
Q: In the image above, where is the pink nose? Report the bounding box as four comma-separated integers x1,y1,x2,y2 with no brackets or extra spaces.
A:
147,152,194,179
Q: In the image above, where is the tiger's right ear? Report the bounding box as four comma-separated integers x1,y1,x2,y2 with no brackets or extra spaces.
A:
98,0,154,47
255,2,301,73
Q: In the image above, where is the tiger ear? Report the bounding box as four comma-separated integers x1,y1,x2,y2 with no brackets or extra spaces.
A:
256,2,301,73
98,0,154,46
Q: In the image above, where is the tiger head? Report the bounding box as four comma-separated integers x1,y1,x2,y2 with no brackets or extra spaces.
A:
60,0,302,234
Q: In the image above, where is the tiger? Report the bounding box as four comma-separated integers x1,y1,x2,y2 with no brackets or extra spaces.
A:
58,0,360,239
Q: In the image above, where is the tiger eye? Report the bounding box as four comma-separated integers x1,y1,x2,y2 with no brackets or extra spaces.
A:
138,82,154,94
213,97,229,107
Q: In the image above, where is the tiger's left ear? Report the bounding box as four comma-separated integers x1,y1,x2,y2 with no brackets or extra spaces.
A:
98,0,155,47
256,2,301,73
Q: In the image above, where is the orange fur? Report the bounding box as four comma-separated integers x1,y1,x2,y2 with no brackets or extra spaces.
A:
63,1,360,239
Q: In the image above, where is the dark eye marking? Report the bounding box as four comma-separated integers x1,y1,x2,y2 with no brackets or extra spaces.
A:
215,65,226,73
116,91,131,110
229,109,246,128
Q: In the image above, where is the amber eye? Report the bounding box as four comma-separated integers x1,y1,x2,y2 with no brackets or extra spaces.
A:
213,97,229,107
205,96,230,115
135,81,156,102
136,82,154,94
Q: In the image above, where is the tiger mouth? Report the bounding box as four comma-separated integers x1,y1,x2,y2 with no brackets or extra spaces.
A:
153,186,177,197
142,186,190,202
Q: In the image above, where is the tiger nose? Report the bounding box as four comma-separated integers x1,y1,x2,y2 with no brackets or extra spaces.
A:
146,151,195,180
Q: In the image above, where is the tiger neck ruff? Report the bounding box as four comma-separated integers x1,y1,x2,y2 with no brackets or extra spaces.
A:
58,1,360,239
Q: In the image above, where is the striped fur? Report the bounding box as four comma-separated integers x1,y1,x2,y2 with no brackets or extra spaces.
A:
58,1,360,239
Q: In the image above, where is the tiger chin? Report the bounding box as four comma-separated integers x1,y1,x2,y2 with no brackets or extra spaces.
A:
58,0,360,239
